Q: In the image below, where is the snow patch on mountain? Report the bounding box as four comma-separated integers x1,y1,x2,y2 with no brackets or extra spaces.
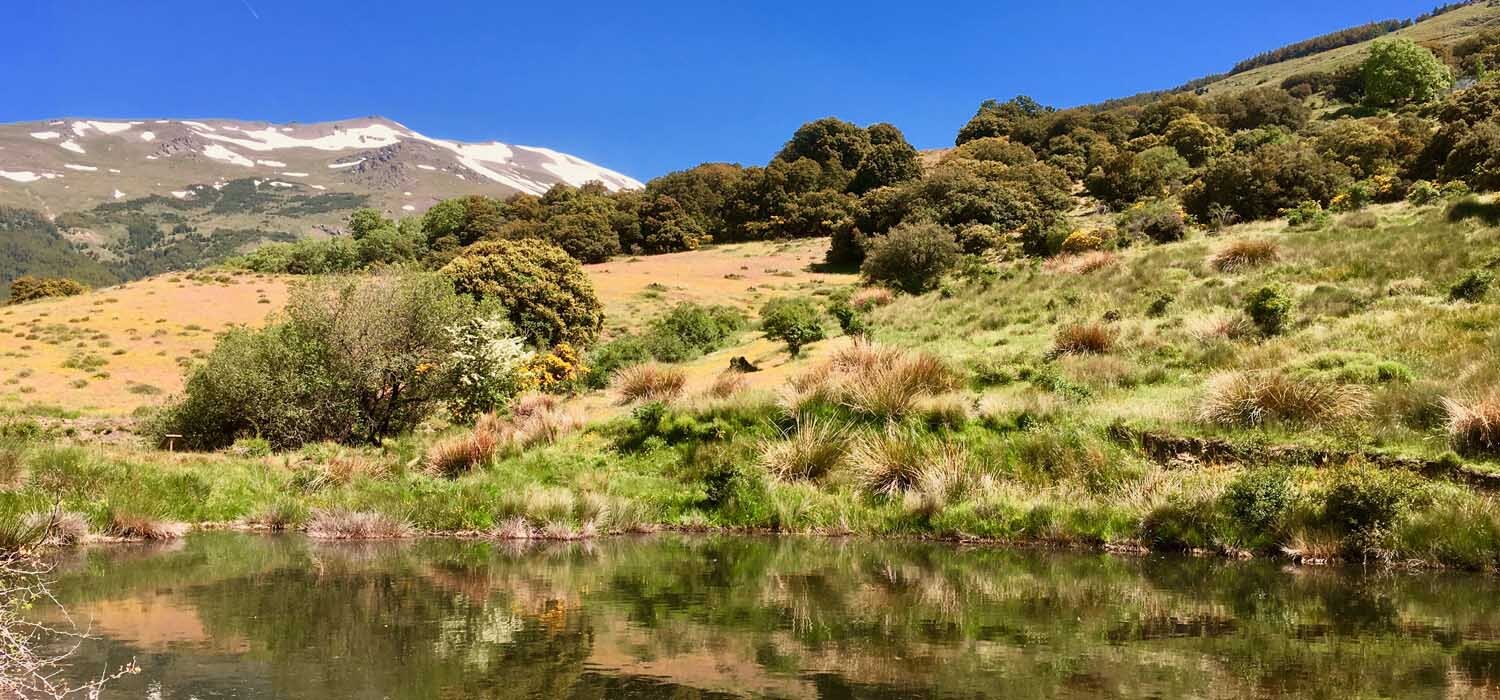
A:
202,144,254,167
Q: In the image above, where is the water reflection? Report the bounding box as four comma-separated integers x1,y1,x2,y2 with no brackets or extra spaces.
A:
39,533,1500,699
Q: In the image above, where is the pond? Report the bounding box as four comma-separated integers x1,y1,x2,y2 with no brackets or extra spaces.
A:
37,532,1500,699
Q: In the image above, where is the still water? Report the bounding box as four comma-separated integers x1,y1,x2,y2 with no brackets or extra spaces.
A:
39,532,1500,699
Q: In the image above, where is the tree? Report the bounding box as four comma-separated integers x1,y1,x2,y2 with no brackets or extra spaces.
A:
347,208,392,239
955,96,1053,145
442,238,604,348
155,273,480,449
1362,39,1453,108
774,117,871,176
1163,114,1230,166
759,296,826,357
860,222,961,294
1085,146,1192,209
633,194,706,254
421,195,506,254
1210,87,1310,132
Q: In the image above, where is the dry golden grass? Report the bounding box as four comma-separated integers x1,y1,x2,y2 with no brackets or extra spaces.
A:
1198,372,1372,427
107,512,187,541
850,287,895,310
1046,251,1118,275
1442,393,1500,456
307,509,412,540
1209,239,1280,272
851,428,972,500
0,271,291,414
424,431,498,479
704,370,749,399
613,363,687,404
1053,322,1117,356
584,238,845,334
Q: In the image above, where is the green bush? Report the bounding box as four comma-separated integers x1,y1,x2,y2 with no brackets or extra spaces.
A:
1322,466,1422,549
1406,180,1441,206
8,276,87,304
1117,199,1189,244
1245,285,1294,336
859,222,961,293
646,303,746,362
442,238,604,348
1362,39,1453,108
1220,467,1294,548
759,297,827,357
1284,200,1330,229
1450,270,1494,302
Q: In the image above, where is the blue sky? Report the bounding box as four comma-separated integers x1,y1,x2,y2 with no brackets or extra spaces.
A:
6,1,1440,180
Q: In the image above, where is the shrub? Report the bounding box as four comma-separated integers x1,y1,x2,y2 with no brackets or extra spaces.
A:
1220,467,1294,547
1052,322,1116,356
612,363,687,404
1442,393,1500,456
1209,239,1279,272
1059,230,1105,254
1244,285,1294,336
1117,199,1188,244
154,273,477,450
1183,141,1350,223
7,276,87,304
1449,270,1494,302
1406,180,1442,206
759,418,847,481
759,297,826,357
583,336,653,389
645,303,746,362
1283,200,1330,229
1198,371,1372,427
447,312,533,422
1085,146,1191,209
442,238,604,347
860,222,961,293
1322,466,1420,549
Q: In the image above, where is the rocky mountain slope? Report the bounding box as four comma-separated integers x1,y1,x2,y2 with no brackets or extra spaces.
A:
0,116,642,290
0,116,639,214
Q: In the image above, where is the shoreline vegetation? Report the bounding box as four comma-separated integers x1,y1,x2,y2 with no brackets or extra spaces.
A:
7,18,1500,574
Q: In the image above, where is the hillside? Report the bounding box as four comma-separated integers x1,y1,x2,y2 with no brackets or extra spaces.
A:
0,238,844,416
1196,1,1500,96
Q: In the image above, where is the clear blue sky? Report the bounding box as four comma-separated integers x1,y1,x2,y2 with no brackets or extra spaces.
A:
5,1,1441,180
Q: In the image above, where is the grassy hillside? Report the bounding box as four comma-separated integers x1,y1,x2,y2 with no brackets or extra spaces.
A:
0,238,843,416
1198,2,1500,96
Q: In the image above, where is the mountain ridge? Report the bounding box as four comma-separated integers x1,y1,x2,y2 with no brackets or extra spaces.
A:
0,115,642,218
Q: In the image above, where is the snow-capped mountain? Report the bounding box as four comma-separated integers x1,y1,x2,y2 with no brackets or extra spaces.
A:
0,116,641,217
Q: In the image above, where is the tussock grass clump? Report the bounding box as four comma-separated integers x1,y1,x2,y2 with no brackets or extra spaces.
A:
1187,314,1254,343
850,287,895,310
705,370,748,399
1209,239,1280,272
425,431,497,478
307,509,412,540
613,363,687,404
1052,322,1116,356
1198,372,1372,427
107,512,187,541
760,418,848,481
248,499,308,531
785,343,962,422
21,510,89,546
850,428,932,498
319,452,389,486
1046,250,1118,275
1442,393,1500,456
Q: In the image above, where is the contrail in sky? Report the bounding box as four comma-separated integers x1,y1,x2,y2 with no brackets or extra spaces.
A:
240,0,260,20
